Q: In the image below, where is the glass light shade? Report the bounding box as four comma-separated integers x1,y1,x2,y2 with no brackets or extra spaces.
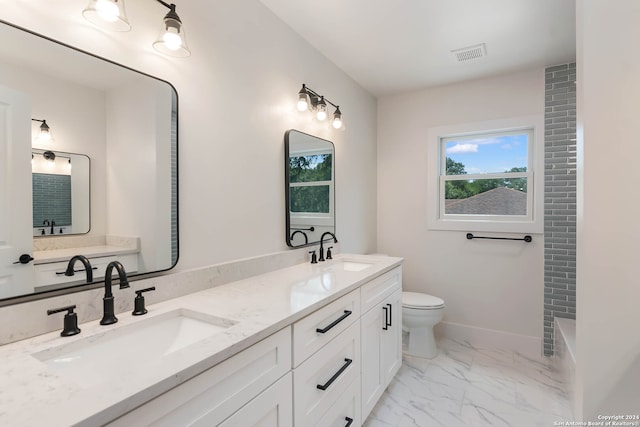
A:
297,93,309,111
34,120,54,143
153,7,191,58
316,98,327,121
332,107,343,129
82,0,131,32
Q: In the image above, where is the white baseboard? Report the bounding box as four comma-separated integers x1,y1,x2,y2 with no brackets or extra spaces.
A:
434,321,543,359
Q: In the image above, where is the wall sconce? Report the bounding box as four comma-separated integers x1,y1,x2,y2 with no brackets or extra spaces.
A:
32,119,53,143
82,0,190,58
43,150,56,162
152,1,190,57
297,84,343,129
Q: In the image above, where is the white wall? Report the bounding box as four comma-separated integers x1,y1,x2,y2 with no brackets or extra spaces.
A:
576,0,640,419
377,69,545,350
1,62,107,236
0,0,378,273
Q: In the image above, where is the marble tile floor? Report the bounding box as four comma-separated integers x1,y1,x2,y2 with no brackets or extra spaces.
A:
363,337,572,427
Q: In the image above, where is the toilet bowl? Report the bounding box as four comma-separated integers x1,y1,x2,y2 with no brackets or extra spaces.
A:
402,291,445,359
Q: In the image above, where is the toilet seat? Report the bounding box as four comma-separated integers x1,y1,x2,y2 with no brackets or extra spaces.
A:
402,291,444,310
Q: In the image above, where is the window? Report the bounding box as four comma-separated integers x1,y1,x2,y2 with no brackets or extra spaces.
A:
288,151,334,218
427,116,543,233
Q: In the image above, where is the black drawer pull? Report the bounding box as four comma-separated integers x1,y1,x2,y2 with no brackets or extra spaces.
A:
382,306,389,330
316,310,352,334
56,266,98,275
387,303,393,327
316,358,353,391
345,417,354,427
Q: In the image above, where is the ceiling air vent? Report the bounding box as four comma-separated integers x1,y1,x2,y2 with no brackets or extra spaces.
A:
451,43,487,62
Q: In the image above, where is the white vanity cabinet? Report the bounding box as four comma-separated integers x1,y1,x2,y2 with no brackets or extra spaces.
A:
360,267,403,420
107,266,402,427
107,326,292,427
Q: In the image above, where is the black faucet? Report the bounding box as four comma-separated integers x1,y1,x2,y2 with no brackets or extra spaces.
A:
42,220,50,234
318,231,338,262
290,230,309,245
50,220,55,235
64,255,94,283
100,261,130,325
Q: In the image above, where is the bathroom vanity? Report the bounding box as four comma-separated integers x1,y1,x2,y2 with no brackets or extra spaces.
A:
0,254,402,426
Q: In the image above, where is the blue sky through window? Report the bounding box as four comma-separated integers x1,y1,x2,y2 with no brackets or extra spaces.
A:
445,133,528,174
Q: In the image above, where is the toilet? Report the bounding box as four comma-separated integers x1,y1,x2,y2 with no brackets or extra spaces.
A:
402,291,445,359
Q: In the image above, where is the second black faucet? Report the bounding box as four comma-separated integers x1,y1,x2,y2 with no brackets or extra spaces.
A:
318,231,338,262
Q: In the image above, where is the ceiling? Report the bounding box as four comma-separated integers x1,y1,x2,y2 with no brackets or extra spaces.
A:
260,0,576,96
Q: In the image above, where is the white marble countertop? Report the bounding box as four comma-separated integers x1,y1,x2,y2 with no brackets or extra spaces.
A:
34,245,139,264
0,253,402,427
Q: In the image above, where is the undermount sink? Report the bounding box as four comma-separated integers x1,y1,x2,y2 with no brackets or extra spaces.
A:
325,259,373,272
32,309,236,385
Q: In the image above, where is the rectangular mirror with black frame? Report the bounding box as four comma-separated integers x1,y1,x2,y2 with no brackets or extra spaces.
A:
285,129,335,247
0,20,178,304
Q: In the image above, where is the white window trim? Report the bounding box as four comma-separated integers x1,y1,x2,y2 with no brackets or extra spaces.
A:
426,115,544,234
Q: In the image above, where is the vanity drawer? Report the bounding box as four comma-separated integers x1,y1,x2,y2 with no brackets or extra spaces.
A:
293,289,360,367
33,253,139,289
360,267,402,313
293,320,360,427
107,326,291,427
315,377,361,427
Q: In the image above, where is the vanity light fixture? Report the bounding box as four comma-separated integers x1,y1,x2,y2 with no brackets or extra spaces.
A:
296,84,344,129
82,0,131,32
82,0,190,58
32,119,53,143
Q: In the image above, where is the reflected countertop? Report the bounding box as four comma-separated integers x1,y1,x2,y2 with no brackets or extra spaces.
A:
34,245,140,264
0,253,402,427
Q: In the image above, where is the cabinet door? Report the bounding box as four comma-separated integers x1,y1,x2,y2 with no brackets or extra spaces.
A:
360,304,385,420
219,373,292,427
316,377,361,427
107,327,291,427
381,290,402,384
0,85,34,299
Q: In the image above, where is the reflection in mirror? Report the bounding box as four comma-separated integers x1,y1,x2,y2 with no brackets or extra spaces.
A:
285,130,335,247
0,20,178,304
31,149,90,236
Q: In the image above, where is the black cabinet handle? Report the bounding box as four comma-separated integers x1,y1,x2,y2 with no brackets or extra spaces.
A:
56,266,98,275
13,254,34,264
345,417,354,427
316,310,352,334
387,303,393,327
316,358,353,391
382,306,389,330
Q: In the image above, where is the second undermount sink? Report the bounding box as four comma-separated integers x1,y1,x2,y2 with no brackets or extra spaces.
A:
325,259,374,272
32,309,236,385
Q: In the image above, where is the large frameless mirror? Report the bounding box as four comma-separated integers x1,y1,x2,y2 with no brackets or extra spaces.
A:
0,20,178,304
285,129,335,247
